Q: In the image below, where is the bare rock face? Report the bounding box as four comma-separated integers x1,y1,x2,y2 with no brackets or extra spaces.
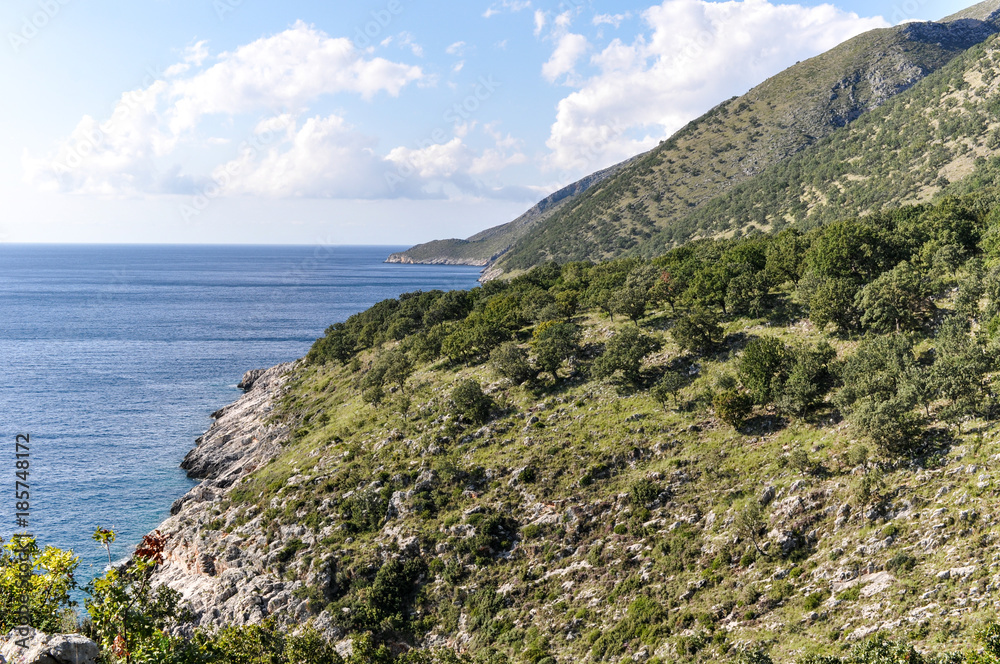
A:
147,361,347,642
178,362,295,485
0,629,99,664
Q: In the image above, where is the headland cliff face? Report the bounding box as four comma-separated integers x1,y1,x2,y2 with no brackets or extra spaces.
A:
148,363,344,642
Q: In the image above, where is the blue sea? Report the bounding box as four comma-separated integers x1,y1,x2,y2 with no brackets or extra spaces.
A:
0,245,481,599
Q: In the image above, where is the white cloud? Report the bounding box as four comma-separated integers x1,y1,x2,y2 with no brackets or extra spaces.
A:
542,33,589,83
383,32,425,57
593,12,631,27
533,10,547,36
167,21,423,135
24,22,429,199
216,114,394,198
483,0,532,19
545,0,889,172
446,41,466,56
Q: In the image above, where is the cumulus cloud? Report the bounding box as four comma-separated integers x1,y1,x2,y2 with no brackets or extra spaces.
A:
23,19,527,204
167,21,423,134
542,33,589,83
23,22,472,200
546,0,889,172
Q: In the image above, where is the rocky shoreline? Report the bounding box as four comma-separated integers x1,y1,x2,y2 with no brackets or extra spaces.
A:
146,362,342,640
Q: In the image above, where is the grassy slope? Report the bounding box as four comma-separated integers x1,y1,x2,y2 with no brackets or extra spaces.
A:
658,34,1000,251
489,20,998,273
386,162,631,266
215,289,1000,664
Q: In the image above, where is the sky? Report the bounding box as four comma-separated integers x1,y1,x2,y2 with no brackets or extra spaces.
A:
0,0,980,245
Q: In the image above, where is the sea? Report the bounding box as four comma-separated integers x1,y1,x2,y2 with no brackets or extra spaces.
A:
0,244,482,601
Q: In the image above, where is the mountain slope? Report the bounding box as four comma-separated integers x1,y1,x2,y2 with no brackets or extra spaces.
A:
647,31,1000,250
385,161,631,266
491,18,1000,273
944,0,1000,22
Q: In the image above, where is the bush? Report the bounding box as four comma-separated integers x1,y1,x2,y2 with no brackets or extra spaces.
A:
489,342,534,385
451,379,494,425
531,321,580,377
629,478,659,506
650,370,686,409
738,336,791,404
672,308,723,355
592,326,661,383
713,390,753,429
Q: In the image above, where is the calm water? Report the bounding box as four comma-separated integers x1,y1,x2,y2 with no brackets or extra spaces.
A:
0,244,481,596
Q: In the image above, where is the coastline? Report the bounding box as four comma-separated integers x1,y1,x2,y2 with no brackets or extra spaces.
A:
146,361,342,638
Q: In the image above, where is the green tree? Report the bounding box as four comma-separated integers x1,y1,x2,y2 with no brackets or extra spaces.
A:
531,321,580,378
775,342,837,416
651,371,686,410
86,530,186,663
592,326,661,384
738,337,791,405
855,261,935,334
0,535,79,633
672,308,723,355
834,335,923,455
933,316,994,431
489,342,534,385
714,389,753,429
451,379,494,425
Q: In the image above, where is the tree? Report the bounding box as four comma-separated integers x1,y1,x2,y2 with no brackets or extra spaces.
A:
651,371,686,410
713,389,753,429
738,337,791,405
592,326,661,383
765,228,809,286
802,275,859,332
451,380,494,425
531,321,580,378
86,530,185,663
490,342,534,385
734,499,768,558
933,316,994,430
0,535,79,633
671,308,723,355
855,261,935,333
775,342,837,416
834,335,924,455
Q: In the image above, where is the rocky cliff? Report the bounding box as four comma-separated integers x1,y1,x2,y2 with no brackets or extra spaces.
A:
147,362,344,640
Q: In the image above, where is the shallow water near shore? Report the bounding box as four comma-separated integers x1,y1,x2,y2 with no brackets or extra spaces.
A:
0,244,481,600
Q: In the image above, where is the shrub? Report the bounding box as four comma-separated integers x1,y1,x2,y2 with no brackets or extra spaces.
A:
713,390,753,429
592,326,661,383
490,342,534,385
672,308,724,355
629,478,659,506
531,321,580,377
651,370,686,409
451,379,494,425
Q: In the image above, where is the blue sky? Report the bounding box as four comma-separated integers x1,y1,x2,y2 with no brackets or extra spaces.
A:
0,0,979,245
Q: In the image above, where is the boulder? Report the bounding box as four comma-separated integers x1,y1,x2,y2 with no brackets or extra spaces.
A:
0,628,99,664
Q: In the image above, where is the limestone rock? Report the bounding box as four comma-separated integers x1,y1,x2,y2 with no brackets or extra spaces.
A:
0,628,99,664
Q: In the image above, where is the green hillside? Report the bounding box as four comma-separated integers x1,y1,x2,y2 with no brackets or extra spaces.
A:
386,162,631,267
88,190,1000,663
492,18,1000,273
